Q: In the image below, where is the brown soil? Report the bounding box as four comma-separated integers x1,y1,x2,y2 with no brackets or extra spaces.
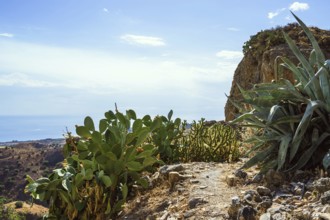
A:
119,160,257,219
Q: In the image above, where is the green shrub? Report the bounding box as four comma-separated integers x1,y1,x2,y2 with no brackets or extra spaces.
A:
0,206,25,220
25,109,162,219
147,110,184,163
14,201,23,209
232,13,330,173
179,119,240,162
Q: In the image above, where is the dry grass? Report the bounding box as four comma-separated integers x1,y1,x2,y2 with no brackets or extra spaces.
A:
5,201,48,217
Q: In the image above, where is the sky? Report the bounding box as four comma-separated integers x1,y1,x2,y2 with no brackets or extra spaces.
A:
0,0,329,123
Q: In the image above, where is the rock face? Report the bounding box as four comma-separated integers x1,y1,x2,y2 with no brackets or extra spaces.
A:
225,24,330,121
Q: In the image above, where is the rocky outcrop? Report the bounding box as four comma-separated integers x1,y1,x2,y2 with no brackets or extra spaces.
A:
225,24,330,121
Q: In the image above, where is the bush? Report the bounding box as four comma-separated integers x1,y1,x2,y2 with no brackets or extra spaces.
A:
14,201,23,209
179,119,240,162
232,13,330,173
25,109,162,219
25,108,242,219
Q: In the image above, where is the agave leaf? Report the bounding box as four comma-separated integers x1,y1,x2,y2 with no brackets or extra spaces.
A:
309,50,316,66
290,100,326,161
230,111,255,123
226,94,245,113
284,32,324,101
290,12,325,65
268,114,302,129
280,57,309,87
237,84,251,100
318,61,330,107
260,159,278,174
283,32,314,78
277,134,292,170
241,144,276,169
305,62,330,106
323,150,330,170
287,132,330,172
311,128,319,146
267,105,286,124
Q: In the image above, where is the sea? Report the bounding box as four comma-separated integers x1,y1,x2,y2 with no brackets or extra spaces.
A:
0,115,85,142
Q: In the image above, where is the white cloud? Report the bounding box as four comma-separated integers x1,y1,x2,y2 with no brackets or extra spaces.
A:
268,12,279,19
227,27,239,32
0,40,235,92
120,34,166,46
103,8,108,13
267,8,286,19
216,50,243,60
0,40,239,119
0,72,58,87
289,2,309,11
0,33,14,38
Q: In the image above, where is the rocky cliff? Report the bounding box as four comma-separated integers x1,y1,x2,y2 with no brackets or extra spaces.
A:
225,23,330,121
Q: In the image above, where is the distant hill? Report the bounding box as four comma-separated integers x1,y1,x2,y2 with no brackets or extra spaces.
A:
0,140,64,203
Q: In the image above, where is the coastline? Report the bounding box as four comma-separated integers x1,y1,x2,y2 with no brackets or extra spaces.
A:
0,138,65,146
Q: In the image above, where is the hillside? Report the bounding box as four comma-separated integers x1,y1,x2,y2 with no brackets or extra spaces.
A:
225,23,330,121
0,140,64,203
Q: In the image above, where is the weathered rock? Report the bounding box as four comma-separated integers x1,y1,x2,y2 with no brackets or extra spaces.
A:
292,170,312,182
259,213,271,220
251,173,263,183
183,210,195,218
291,182,305,196
257,197,272,210
321,190,330,205
159,164,184,175
237,205,256,220
234,169,247,179
256,186,272,197
159,211,169,220
319,213,330,220
271,212,291,220
226,174,237,187
228,196,241,219
151,171,160,185
265,169,285,187
232,196,241,205
188,197,208,209
189,179,199,184
308,178,330,193
321,205,330,213
244,190,262,203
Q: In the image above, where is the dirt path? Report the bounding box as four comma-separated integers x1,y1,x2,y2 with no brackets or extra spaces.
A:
119,160,256,220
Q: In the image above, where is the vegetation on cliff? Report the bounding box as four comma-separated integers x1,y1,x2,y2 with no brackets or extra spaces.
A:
232,13,330,173
243,21,330,58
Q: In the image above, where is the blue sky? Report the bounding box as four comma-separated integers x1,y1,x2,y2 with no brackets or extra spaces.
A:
0,1,328,122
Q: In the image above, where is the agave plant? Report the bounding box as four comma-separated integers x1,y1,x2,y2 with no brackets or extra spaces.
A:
231,12,330,173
